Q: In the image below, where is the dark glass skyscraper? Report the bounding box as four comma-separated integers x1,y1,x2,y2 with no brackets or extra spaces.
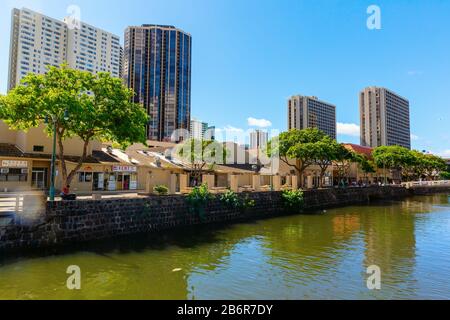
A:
123,25,192,141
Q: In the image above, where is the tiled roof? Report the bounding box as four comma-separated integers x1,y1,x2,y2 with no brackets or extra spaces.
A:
0,143,120,164
0,144,23,157
343,143,373,158
92,150,120,163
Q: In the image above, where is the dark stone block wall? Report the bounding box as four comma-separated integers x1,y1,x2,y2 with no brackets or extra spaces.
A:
0,186,446,253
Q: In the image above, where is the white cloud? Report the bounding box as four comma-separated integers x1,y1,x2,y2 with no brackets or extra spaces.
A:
214,126,245,142
439,150,450,158
215,125,244,134
337,122,360,137
411,134,419,141
426,150,450,158
247,117,272,128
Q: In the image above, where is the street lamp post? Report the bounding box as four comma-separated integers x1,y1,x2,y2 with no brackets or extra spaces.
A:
45,109,69,201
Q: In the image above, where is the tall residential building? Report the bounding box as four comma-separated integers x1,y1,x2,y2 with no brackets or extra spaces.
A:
360,87,411,149
64,19,122,77
190,119,215,140
123,24,192,141
287,95,337,139
249,130,268,150
7,8,122,91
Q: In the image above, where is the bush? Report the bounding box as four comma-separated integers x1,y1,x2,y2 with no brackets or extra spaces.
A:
186,184,214,220
153,185,169,195
219,190,256,212
440,171,450,180
241,194,256,211
219,190,241,208
281,189,304,213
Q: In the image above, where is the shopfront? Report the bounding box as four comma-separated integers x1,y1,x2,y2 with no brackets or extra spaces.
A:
111,165,138,191
0,160,30,191
90,165,138,192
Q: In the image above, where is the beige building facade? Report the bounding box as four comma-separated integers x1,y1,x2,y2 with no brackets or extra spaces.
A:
0,121,141,193
288,95,337,139
360,87,411,149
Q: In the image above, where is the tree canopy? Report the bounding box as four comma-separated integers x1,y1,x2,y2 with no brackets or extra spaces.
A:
0,65,149,186
174,138,227,183
270,128,346,187
372,146,447,181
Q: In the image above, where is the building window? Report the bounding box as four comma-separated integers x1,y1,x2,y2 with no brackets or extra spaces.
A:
78,172,93,183
0,168,28,182
33,145,44,152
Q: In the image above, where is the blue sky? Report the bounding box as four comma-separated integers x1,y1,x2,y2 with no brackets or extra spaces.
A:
1,0,449,156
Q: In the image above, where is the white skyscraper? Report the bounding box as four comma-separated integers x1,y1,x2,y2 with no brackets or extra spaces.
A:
8,8,122,91
249,130,268,150
190,119,215,141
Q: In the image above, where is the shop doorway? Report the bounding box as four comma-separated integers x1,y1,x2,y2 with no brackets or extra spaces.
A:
31,168,47,189
123,174,130,190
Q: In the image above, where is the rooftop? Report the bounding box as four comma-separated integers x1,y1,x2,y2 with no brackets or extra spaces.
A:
343,143,374,158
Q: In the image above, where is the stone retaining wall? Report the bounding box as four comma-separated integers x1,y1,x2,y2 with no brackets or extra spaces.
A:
0,186,446,253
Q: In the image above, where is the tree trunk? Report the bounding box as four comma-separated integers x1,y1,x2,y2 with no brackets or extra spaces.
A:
65,139,90,187
319,168,327,188
56,130,68,189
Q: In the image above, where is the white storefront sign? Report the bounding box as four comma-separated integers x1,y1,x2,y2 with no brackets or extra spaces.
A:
1,160,28,168
112,165,137,172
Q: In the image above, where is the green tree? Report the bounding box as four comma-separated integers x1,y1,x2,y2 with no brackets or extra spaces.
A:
175,138,227,183
372,146,415,182
0,65,149,187
418,153,447,180
353,153,376,182
441,171,450,180
269,128,328,187
334,147,355,184
310,137,345,188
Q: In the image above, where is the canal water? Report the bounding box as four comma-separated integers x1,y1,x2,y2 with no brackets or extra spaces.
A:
0,194,449,300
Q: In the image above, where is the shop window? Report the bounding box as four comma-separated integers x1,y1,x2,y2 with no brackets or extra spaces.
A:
33,145,44,152
78,172,93,183
93,172,107,191
0,168,28,182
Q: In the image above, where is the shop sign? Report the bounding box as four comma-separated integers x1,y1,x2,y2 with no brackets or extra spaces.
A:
112,165,137,172
1,160,28,168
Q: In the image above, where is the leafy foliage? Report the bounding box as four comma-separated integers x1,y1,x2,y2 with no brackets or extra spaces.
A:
441,171,450,180
219,190,256,212
175,138,227,182
373,146,447,181
0,65,149,186
153,185,169,195
219,189,241,208
372,146,414,170
356,154,376,173
413,153,447,179
270,128,347,187
186,184,214,220
269,128,325,185
241,194,256,210
281,189,304,213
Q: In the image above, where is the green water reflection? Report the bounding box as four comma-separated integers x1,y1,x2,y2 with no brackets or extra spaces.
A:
1,194,449,299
